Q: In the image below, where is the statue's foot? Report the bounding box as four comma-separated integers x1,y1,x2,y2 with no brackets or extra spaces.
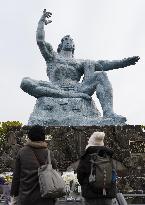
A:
103,112,127,123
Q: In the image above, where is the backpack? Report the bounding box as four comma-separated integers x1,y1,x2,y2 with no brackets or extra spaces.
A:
89,151,116,195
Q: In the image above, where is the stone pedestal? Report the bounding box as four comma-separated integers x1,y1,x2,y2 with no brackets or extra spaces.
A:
28,97,125,126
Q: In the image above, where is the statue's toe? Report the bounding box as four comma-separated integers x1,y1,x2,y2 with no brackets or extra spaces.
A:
104,112,127,122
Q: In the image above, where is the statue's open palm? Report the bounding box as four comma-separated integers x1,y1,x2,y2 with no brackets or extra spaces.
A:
127,56,140,65
42,9,52,25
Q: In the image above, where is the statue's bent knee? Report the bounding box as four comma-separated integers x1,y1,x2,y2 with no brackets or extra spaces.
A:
20,77,38,93
94,71,108,80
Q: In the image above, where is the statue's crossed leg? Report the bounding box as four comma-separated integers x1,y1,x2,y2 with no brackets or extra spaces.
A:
21,72,126,122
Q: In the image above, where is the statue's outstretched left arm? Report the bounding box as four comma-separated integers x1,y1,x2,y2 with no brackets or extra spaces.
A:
96,56,140,71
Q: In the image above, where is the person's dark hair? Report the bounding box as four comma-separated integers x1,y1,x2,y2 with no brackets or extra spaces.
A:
28,125,45,141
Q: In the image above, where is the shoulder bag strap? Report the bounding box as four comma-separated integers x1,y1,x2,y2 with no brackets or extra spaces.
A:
29,147,49,166
30,147,52,166
47,149,52,165
30,147,40,166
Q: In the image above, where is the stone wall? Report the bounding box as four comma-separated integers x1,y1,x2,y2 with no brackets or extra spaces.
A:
42,125,145,171
42,125,145,192
1,125,145,192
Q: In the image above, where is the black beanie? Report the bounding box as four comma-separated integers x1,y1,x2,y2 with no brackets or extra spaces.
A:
28,125,45,141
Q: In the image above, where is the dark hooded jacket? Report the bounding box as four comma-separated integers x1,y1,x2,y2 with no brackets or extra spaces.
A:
10,140,57,205
77,146,116,199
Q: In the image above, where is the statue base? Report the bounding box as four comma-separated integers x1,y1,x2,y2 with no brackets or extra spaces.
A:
28,97,126,126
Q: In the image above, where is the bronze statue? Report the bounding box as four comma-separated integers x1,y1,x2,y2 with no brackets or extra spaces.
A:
20,10,140,126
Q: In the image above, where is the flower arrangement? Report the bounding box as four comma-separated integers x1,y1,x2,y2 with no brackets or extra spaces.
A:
62,171,76,185
0,172,13,185
62,171,81,195
0,172,12,204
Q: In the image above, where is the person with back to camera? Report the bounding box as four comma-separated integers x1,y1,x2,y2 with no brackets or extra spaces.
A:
77,132,117,205
10,125,57,205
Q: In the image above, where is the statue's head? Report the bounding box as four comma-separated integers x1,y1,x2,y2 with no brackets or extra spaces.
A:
57,35,75,55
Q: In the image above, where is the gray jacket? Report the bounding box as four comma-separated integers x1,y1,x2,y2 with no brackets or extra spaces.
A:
10,140,57,205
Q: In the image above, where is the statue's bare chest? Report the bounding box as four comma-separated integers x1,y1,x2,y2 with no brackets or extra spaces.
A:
46,58,82,84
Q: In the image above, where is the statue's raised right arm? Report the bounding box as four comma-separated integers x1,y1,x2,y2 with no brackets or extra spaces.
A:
36,9,54,62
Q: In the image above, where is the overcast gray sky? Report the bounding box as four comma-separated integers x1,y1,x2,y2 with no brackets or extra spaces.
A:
0,0,145,125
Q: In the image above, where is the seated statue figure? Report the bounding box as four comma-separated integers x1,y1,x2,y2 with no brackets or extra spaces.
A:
21,10,140,126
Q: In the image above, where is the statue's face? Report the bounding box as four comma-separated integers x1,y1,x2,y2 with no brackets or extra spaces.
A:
61,35,75,52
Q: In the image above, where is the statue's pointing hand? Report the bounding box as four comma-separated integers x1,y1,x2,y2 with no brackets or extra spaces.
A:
124,56,140,66
42,9,52,25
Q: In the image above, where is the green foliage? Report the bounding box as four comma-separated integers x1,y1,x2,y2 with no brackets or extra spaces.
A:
0,121,23,146
141,125,145,129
